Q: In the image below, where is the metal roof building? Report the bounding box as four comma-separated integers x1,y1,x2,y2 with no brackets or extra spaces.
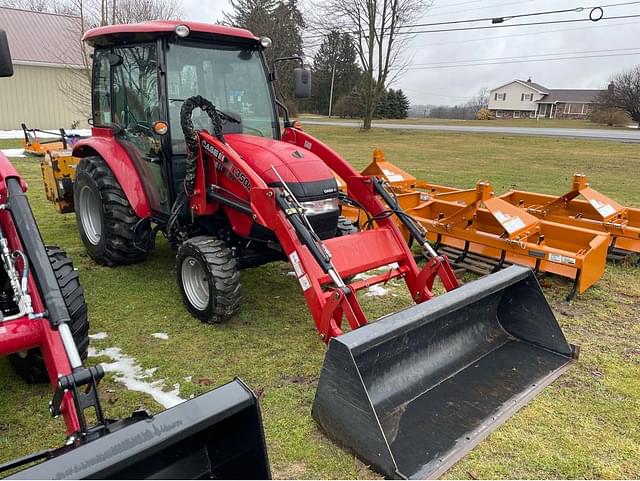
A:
0,7,90,130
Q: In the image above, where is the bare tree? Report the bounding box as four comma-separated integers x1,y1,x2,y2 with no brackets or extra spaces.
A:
466,86,489,114
309,0,429,129
597,66,640,127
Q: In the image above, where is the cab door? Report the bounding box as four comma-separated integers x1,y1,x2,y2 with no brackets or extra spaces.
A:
94,44,170,215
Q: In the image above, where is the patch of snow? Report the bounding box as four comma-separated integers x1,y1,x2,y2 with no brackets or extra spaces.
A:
1,148,25,158
89,346,184,408
89,332,108,340
151,332,169,340
286,271,296,277
353,272,374,281
366,284,388,297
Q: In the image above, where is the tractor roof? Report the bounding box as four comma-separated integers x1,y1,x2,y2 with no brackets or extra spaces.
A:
83,20,258,47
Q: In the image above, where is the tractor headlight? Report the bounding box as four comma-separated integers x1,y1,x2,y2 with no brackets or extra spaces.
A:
260,36,272,48
301,198,338,216
175,24,190,38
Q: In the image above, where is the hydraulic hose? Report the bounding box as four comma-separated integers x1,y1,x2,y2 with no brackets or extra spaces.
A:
179,95,225,194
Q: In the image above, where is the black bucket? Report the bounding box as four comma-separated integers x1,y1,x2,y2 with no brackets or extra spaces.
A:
312,265,578,479
11,379,271,480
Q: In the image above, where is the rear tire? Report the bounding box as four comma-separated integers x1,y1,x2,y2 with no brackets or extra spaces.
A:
177,236,242,323
74,155,151,266
9,246,89,383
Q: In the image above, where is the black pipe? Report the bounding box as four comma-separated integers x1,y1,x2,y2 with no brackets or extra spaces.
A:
6,178,71,327
276,193,333,273
372,178,428,245
207,190,253,217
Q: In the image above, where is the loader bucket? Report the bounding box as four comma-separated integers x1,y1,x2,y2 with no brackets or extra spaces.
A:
313,265,577,479
11,379,270,480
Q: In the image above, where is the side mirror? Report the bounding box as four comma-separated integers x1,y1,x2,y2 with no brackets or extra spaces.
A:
294,67,311,99
0,30,14,78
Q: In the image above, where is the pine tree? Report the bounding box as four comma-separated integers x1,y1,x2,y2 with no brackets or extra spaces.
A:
224,0,305,104
396,90,410,119
307,31,361,115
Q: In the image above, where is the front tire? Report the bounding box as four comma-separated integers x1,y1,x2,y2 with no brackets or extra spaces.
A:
336,216,359,236
177,236,242,323
74,155,151,266
9,246,89,383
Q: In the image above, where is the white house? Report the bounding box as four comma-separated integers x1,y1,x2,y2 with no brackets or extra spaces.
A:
488,78,608,120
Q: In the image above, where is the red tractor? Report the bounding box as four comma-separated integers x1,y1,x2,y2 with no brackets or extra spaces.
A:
67,21,578,478
0,29,270,479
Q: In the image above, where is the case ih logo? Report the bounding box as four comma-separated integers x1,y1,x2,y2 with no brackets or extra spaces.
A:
201,140,225,161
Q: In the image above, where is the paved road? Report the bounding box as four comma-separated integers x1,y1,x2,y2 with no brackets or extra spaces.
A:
303,120,640,142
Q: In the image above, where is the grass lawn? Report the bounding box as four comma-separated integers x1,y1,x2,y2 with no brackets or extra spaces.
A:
299,114,636,130
0,127,639,479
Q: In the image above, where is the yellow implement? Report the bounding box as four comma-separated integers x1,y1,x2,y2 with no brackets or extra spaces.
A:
41,149,79,213
500,174,640,262
339,150,611,297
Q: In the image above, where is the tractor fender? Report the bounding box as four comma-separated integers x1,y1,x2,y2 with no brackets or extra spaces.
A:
0,151,28,196
72,133,151,218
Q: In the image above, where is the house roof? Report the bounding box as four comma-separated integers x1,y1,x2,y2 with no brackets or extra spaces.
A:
536,89,606,104
0,7,85,67
516,79,548,94
491,79,548,94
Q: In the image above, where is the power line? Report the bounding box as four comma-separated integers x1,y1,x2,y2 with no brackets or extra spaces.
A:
409,46,640,67
408,19,639,48
394,6,588,30
405,51,640,70
394,13,640,35
304,2,640,40
303,19,640,53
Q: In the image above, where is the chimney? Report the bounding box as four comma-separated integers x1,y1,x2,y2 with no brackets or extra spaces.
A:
527,77,532,83
608,81,614,94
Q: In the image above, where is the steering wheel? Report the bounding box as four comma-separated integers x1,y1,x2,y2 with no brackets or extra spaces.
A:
242,125,265,137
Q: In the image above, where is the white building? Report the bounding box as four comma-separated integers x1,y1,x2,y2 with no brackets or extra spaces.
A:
488,78,607,120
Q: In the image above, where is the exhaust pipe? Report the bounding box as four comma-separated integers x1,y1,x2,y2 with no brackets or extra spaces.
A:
313,265,577,479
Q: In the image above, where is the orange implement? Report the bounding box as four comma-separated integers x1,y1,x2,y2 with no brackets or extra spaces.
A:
339,150,610,297
21,123,67,156
500,174,640,259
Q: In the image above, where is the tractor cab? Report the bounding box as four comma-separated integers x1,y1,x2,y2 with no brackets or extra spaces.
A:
83,21,316,220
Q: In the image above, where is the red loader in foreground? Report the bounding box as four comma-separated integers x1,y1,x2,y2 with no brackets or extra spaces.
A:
0,29,270,479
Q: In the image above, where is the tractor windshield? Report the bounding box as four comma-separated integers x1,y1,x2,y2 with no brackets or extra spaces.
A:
166,41,277,153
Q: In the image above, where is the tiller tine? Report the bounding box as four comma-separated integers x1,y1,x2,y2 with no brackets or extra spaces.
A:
313,265,577,479
10,379,271,480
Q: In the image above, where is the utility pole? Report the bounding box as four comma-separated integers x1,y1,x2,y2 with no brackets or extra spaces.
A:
328,59,336,117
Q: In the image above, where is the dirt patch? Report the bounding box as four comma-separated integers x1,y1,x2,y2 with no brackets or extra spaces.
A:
274,460,309,479
278,373,319,386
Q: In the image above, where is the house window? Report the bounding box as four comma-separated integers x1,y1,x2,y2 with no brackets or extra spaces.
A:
514,111,521,118
495,110,503,118
565,103,587,115
495,93,506,101
521,93,533,101
530,110,536,118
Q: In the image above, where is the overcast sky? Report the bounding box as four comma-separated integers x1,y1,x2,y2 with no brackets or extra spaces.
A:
179,0,640,106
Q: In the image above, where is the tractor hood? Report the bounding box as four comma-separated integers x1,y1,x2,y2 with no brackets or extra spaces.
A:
225,134,338,201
